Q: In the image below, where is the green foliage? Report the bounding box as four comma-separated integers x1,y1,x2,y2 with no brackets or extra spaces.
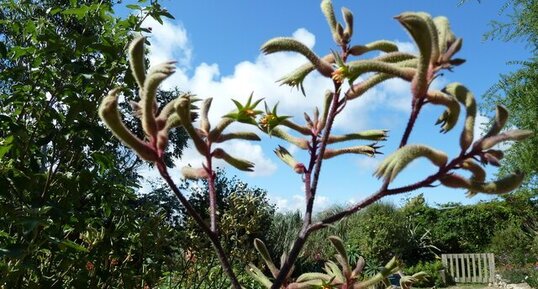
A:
481,0,538,189
0,0,186,288
403,260,449,288
156,171,276,288
346,203,409,264
490,223,536,266
498,264,538,287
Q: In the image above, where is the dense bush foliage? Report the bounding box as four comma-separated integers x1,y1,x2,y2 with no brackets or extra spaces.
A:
403,260,449,288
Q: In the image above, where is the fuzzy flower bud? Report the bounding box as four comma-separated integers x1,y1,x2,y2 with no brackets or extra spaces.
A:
375,144,447,182
98,88,158,162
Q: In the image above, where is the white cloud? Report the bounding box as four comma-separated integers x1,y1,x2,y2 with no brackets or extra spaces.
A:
142,21,420,177
272,193,330,213
144,18,192,69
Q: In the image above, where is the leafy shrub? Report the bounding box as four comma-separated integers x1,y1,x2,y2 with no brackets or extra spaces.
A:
490,223,535,266
498,264,538,286
403,260,449,288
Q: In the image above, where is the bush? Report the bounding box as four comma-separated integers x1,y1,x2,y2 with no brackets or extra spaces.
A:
498,264,538,287
403,260,449,288
490,223,535,266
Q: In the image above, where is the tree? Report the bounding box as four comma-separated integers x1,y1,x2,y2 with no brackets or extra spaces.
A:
480,0,538,189
0,1,186,288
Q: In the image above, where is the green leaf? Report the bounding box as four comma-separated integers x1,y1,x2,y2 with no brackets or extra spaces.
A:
126,4,141,10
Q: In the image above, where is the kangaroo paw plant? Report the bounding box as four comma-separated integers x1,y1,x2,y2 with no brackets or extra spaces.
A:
98,1,532,288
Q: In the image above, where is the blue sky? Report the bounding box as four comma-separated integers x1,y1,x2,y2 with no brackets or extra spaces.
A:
123,1,531,212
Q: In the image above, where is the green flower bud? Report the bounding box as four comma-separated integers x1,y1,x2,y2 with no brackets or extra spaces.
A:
467,172,525,197
328,236,349,271
274,146,305,174
324,144,382,159
318,90,333,131
261,37,334,77
427,90,461,133
270,128,309,150
295,272,332,283
352,256,365,278
443,83,476,152
246,263,273,288
254,239,279,278
342,7,354,41
282,119,311,136
174,95,208,155
461,159,486,183
328,129,389,143
142,61,176,138
374,51,416,63
396,12,438,97
375,144,447,182
212,148,254,171
98,88,158,162
441,172,525,197
478,129,533,150
483,105,508,138
348,40,399,56
320,0,344,45
214,132,261,143
128,36,146,88
342,60,415,84
277,54,335,96
481,149,504,166
208,117,234,142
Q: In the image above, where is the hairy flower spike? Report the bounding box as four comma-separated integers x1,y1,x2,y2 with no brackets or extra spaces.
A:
278,54,335,96
254,239,280,278
442,83,476,152
441,172,525,197
477,129,533,150
427,90,461,133
142,61,176,138
461,159,486,183
98,89,158,162
483,105,509,139
128,36,146,88
480,149,504,166
348,40,399,56
375,145,447,182
261,37,334,77
274,146,306,174
271,128,309,150
396,12,438,97
324,144,382,159
212,148,254,172
341,7,354,42
328,130,389,143
321,0,343,45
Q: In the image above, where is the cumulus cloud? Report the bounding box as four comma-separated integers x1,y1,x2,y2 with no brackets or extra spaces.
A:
144,18,192,69
272,193,330,213
142,18,420,177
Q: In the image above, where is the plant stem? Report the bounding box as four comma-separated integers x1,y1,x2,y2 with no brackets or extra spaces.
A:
271,81,343,289
206,147,218,233
156,161,242,289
